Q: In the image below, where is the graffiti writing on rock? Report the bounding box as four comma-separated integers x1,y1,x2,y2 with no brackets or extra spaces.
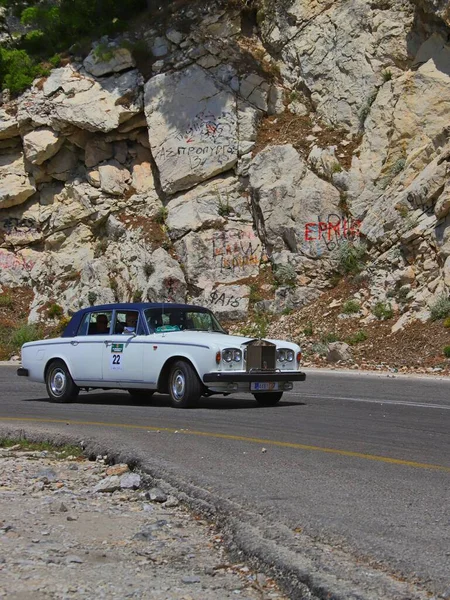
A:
1,217,41,241
175,110,236,146
212,230,260,273
208,290,241,308
302,214,362,256
156,109,238,171
0,250,35,272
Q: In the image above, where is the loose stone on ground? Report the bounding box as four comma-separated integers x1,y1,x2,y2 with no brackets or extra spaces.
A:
0,447,286,600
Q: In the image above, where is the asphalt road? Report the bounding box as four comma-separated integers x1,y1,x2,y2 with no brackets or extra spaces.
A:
0,365,449,599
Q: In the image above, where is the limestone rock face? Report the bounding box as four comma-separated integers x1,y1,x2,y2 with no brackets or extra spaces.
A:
415,0,450,26
98,160,130,196
166,175,250,240
0,108,19,140
174,224,262,289
0,152,36,209
1,0,450,328
144,65,238,194
83,46,135,77
192,284,250,320
23,128,64,165
262,0,413,131
249,145,341,257
146,248,187,303
17,66,143,133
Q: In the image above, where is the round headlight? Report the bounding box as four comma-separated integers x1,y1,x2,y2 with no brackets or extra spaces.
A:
277,349,287,362
233,350,242,362
222,349,233,362
286,349,294,362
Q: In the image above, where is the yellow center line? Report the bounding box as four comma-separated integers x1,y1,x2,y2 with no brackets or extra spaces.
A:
1,416,449,473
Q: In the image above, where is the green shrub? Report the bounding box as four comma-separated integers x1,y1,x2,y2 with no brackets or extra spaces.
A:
444,346,450,358
10,324,42,348
274,263,297,287
143,262,154,277
0,0,147,94
87,291,97,306
346,330,368,345
47,303,63,319
321,332,339,344
239,310,270,338
215,189,232,217
382,69,392,82
311,342,328,356
342,300,360,314
336,241,367,275
248,283,263,304
155,207,168,225
49,54,62,68
430,295,450,321
0,47,39,94
443,317,450,328
93,43,114,62
133,289,143,303
372,302,393,320
303,323,314,336
0,294,13,308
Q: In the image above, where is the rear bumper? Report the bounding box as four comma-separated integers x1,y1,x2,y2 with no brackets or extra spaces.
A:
203,371,306,383
17,367,29,377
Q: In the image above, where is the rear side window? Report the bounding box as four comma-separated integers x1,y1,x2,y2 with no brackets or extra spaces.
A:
77,311,113,336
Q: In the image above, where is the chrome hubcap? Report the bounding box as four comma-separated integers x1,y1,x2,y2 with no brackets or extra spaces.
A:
50,368,66,396
172,370,185,401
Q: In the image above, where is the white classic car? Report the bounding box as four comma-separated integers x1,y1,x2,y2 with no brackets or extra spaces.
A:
18,303,306,408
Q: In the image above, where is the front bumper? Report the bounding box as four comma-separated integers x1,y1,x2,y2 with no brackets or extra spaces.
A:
17,368,29,377
203,371,306,383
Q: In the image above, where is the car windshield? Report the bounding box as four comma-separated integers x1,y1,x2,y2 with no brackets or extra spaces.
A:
144,308,226,333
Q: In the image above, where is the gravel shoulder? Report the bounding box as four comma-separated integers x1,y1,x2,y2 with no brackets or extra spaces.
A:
0,446,286,600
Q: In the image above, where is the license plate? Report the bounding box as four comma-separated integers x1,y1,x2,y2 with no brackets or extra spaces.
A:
250,382,279,391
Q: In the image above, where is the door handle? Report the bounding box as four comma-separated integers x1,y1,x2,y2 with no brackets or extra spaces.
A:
70,341,79,346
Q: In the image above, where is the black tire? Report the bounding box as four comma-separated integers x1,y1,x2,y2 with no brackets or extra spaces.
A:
253,392,283,406
169,360,202,408
127,389,154,402
45,360,79,403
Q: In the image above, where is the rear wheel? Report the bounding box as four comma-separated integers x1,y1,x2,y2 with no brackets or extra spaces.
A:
127,389,154,402
169,360,202,408
45,360,79,403
254,392,283,406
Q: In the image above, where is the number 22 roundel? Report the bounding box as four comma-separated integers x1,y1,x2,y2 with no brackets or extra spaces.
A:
110,344,124,371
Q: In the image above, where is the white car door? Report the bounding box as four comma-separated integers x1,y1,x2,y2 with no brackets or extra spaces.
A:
68,310,113,385
101,310,144,386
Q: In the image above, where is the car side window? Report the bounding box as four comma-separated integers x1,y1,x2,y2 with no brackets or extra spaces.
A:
114,311,140,334
77,311,113,336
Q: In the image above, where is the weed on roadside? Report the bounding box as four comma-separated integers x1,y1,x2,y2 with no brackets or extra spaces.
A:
430,295,450,321
0,438,84,459
372,302,393,320
346,330,368,345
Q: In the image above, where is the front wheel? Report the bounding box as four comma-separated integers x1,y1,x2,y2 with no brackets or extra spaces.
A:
45,360,79,403
254,392,283,406
169,360,202,408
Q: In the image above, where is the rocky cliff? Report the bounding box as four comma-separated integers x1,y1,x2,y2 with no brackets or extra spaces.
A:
0,0,449,334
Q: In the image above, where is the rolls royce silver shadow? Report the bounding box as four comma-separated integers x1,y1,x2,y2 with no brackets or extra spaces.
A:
17,303,306,408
